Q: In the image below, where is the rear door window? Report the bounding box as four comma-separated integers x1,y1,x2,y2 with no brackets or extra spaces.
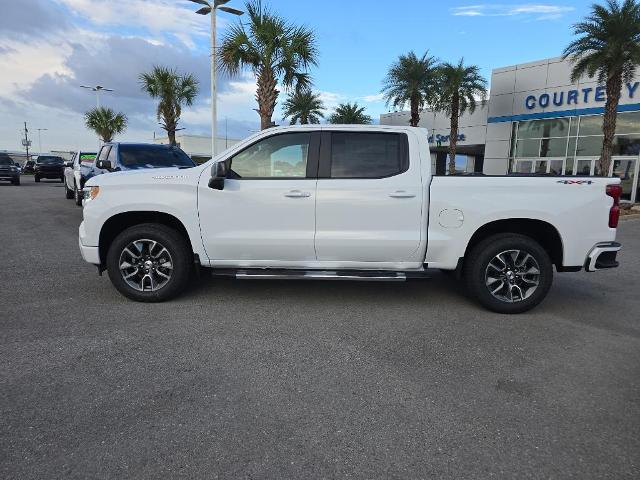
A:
329,132,408,178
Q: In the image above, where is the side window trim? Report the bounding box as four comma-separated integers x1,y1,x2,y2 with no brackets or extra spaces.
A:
228,131,321,180
318,131,410,180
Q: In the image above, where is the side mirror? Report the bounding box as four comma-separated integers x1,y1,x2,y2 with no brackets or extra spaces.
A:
14,162,20,167
96,160,113,171
64,161,73,167
208,161,228,190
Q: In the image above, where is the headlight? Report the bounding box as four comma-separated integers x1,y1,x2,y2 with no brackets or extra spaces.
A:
83,186,100,202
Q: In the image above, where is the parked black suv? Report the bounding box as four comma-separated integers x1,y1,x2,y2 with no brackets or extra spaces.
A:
34,155,65,182
0,155,20,185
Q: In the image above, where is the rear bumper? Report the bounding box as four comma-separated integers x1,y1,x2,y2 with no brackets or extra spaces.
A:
35,169,63,178
585,242,621,272
0,174,18,180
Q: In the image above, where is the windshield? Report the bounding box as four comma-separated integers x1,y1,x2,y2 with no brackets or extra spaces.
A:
0,157,13,166
118,145,195,169
37,156,64,165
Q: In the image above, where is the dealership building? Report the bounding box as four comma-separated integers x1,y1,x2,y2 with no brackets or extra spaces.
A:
381,56,640,203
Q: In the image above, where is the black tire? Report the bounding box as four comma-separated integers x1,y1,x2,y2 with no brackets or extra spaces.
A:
34,175,40,182
65,180,74,198
12,178,20,186
74,183,83,206
106,223,193,302
464,234,553,314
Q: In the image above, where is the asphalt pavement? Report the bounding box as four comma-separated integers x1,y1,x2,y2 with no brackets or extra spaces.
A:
1,176,639,479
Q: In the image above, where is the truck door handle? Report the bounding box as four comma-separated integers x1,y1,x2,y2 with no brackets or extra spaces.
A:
284,190,311,198
389,190,416,198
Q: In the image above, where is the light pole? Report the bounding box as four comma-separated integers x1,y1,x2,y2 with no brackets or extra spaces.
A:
36,128,48,155
189,0,243,159
80,85,114,108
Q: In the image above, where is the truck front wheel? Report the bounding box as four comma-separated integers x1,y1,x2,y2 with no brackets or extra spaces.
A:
464,234,553,314
106,223,192,302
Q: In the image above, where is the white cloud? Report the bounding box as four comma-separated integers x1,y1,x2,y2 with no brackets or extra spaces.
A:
0,39,72,95
451,4,574,20
362,93,385,103
56,0,224,48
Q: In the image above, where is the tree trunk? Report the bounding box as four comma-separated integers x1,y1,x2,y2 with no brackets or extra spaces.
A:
301,114,308,125
167,129,177,146
410,94,420,127
448,94,460,175
600,73,622,176
256,67,279,130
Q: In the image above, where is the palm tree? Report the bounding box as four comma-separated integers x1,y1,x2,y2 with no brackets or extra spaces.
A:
329,102,372,124
219,0,318,130
84,107,127,143
282,89,325,124
433,59,487,175
381,51,439,127
139,66,199,145
563,0,640,176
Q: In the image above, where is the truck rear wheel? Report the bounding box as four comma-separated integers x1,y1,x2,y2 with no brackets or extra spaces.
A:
464,234,553,314
106,223,192,302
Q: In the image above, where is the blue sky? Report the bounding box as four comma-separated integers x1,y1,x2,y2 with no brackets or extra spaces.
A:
0,0,593,151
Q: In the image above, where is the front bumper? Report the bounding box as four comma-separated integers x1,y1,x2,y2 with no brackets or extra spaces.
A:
585,242,621,272
78,222,100,265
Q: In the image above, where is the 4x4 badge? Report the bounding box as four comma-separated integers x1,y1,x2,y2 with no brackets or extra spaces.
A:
557,180,594,185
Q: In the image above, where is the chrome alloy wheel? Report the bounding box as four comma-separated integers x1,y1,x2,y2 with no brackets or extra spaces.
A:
484,249,541,303
118,239,174,292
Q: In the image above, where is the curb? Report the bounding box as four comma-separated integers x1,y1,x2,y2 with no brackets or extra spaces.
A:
620,213,640,222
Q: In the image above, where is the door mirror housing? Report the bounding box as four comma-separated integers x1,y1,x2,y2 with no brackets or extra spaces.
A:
96,160,113,171
64,161,73,168
209,161,228,190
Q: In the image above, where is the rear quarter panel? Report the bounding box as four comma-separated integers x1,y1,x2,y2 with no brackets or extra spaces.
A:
426,176,620,269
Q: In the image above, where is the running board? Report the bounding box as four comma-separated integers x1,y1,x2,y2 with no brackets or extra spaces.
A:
231,269,408,282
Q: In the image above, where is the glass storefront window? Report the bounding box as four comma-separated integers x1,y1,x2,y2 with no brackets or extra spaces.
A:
576,159,592,176
567,137,577,157
576,136,603,156
516,139,540,157
540,138,568,157
615,111,640,135
612,159,636,201
578,115,603,136
565,158,575,175
514,160,533,173
534,160,548,174
549,160,563,175
569,117,579,136
613,134,640,156
518,118,570,139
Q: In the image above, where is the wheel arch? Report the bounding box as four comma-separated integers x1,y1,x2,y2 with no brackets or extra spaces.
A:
462,218,564,269
98,211,194,266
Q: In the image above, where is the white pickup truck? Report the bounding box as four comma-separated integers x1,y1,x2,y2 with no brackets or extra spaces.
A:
79,125,622,313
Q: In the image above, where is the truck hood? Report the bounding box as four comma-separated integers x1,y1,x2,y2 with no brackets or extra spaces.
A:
85,166,205,187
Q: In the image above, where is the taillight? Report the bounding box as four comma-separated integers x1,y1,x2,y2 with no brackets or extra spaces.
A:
606,184,622,228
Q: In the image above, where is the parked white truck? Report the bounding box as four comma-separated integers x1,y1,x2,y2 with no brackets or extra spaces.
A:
79,125,622,313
